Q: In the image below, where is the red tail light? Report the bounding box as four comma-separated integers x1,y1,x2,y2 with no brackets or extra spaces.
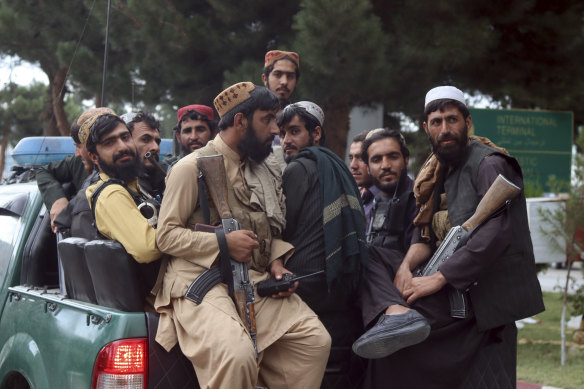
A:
92,338,148,389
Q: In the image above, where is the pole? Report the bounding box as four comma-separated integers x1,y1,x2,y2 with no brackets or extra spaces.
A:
100,0,112,107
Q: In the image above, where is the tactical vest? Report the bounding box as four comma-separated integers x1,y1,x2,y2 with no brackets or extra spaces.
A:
191,143,276,272
443,140,544,331
368,188,414,253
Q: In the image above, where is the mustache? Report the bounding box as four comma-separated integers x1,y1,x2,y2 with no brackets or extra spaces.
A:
437,133,458,142
380,169,398,177
284,145,298,152
113,149,136,162
276,87,290,93
189,140,203,147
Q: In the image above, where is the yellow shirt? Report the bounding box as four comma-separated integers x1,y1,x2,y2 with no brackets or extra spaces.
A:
86,172,161,263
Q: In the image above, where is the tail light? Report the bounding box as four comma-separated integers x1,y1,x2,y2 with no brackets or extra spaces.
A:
92,338,148,389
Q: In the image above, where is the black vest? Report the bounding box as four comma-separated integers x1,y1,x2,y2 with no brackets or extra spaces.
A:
444,140,544,331
368,185,414,253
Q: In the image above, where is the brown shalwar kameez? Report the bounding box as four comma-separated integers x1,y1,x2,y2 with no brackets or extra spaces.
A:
154,136,330,389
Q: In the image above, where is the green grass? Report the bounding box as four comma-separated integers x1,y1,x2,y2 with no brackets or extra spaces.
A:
517,292,584,389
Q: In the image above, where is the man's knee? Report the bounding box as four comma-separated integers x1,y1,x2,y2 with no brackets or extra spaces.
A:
219,336,257,369
306,318,332,358
191,336,258,387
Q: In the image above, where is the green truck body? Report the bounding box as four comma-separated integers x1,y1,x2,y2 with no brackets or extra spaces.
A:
0,180,195,389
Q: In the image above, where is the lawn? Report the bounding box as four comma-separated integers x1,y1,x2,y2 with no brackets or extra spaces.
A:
517,291,584,389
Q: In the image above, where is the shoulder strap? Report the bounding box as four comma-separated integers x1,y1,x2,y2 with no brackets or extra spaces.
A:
198,173,211,224
90,178,141,236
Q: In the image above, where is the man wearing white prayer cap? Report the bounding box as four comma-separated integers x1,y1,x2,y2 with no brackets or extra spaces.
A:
277,100,369,386
352,85,544,388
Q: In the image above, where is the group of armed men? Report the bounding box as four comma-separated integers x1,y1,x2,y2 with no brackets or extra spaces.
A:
37,50,545,389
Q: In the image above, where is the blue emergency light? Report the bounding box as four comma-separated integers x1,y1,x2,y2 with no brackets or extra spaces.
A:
11,137,75,166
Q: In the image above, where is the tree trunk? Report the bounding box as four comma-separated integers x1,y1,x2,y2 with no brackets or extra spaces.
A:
42,84,59,136
0,132,7,181
51,66,70,136
322,94,350,159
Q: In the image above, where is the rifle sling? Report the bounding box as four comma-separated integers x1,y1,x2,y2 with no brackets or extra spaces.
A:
183,228,235,304
198,173,211,225
184,175,235,304
215,228,236,299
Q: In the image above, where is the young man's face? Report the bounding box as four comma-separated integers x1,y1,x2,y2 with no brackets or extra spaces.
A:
238,109,280,163
131,121,161,167
423,104,471,166
74,141,94,174
91,123,140,181
176,118,212,154
367,137,408,195
349,141,372,188
280,114,321,163
262,59,298,106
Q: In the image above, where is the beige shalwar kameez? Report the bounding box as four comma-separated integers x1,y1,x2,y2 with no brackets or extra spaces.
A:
154,136,331,389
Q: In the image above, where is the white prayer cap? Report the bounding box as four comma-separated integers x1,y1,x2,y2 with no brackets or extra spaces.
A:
120,112,139,124
287,101,325,127
424,86,466,109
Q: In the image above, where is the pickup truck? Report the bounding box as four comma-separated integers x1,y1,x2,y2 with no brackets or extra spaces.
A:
0,137,358,389
0,137,197,389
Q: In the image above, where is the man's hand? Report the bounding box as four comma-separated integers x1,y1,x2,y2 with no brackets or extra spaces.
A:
394,262,413,295
268,258,298,298
402,272,447,305
394,242,432,294
225,230,259,263
50,197,69,233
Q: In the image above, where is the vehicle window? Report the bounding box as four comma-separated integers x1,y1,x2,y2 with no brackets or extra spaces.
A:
0,214,21,280
0,192,29,217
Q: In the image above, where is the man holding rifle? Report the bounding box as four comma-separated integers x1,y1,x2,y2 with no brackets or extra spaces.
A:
154,82,331,389
353,86,544,388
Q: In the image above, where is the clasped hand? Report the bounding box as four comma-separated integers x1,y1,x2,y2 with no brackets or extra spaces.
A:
394,263,447,304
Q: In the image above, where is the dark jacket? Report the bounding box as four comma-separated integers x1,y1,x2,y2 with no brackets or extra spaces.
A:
442,140,545,331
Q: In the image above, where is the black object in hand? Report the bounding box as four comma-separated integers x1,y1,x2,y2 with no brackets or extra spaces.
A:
256,270,324,297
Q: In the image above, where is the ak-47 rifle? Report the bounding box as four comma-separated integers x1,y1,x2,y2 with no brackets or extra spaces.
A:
196,154,259,358
414,174,521,318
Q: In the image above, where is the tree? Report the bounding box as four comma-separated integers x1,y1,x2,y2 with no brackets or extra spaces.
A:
0,82,45,179
372,0,584,134
293,0,389,157
538,131,584,364
0,0,136,135
117,0,300,109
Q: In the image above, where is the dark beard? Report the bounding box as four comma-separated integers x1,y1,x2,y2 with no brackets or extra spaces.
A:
98,150,140,182
372,176,397,196
238,123,274,163
284,133,314,163
429,125,469,166
178,141,191,156
278,96,289,110
266,80,290,109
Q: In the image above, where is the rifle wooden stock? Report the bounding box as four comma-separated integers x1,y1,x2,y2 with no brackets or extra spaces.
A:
462,174,521,232
416,173,523,318
197,155,232,219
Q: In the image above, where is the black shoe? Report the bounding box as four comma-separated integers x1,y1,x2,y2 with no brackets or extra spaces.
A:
352,310,430,359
